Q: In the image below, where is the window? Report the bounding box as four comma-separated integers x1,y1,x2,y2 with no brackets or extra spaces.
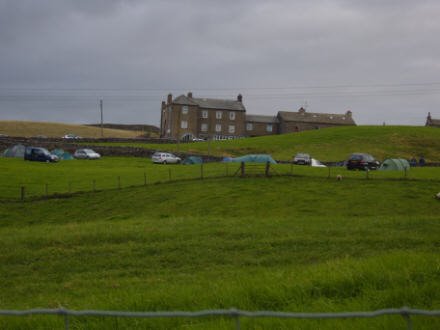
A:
246,123,253,131
266,124,272,132
201,123,208,132
202,110,208,119
181,120,188,129
228,125,235,134
215,124,222,132
182,106,188,114
216,111,223,119
229,112,235,120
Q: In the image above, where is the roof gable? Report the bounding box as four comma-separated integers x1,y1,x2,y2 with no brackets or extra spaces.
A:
172,94,245,111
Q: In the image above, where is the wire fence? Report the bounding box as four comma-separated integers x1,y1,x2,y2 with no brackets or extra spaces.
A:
0,307,439,329
2,162,440,201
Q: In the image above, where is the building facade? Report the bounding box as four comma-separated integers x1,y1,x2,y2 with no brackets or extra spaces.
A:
160,92,356,140
160,92,246,140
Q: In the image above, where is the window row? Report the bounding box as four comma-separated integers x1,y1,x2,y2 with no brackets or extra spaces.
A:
201,110,235,120
246,123,273,132
181,121,236,133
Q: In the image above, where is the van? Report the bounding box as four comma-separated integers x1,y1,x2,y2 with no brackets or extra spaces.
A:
24,147,59,162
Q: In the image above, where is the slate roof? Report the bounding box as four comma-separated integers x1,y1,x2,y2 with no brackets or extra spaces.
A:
173,94,246,111
277,110,356,125
246,115,279,124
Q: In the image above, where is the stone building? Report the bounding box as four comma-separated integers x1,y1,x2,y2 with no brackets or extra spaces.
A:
277,108,356,133
426,112,440,127
245,115,279,137
160,92,356,140
160,92,246,140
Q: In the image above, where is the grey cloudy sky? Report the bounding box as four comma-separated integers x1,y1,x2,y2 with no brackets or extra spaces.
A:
1,0,439,126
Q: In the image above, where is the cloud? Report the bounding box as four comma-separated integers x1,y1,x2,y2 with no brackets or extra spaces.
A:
0,0,439,125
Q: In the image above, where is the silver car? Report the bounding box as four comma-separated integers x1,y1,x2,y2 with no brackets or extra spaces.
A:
74,148,101,159
152,152,181,164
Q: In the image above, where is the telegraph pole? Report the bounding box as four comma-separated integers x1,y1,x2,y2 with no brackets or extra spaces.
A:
100,99,104,137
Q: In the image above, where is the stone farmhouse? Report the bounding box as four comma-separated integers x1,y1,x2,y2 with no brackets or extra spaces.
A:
160,92,356,140
426,112,440,127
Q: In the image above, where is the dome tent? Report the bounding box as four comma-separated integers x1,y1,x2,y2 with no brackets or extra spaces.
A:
51,149,74,160
182,156,203,165
2,144,25,158
230,154,277,164
379,158,410,171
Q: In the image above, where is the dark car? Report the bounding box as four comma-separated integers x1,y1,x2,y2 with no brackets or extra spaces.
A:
346,153,380,170
24,147,59,162
293,153,311,165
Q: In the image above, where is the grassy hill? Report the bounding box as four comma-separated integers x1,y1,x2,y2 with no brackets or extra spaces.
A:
0,121,143,138
94,126,440,161
0,157,439,328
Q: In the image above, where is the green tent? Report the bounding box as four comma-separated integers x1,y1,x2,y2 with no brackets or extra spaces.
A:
231,154,277,164
182,156,203,165
2,144,25,158
51,149,74,160
379,158,410,171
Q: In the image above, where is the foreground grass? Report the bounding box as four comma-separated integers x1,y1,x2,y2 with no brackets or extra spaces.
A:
84,126,440,161
0,176,439,329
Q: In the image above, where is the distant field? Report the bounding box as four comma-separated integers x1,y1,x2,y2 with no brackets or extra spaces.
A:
0,121,143,138
0,169,439,329
86,126,440,161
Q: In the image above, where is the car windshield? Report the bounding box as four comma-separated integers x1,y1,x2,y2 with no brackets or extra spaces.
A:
83,149,94,153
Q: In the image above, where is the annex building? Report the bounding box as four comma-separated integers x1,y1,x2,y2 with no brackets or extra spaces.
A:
426,112,440,127
160,92,356,140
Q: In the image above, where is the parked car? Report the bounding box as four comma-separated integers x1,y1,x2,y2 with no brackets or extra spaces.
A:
293,153,311,165
346,153,380,170
24,147,59,162
74,148,101,159
62,133,81,140
152,152,181,164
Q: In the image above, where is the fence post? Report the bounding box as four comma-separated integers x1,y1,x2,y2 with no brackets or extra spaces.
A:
20,186,25,201
401,308,413,330
290,163,293,175
200,163,204,180
327,166,331,179
241,162,245,177
366,169,369,180
225,163,229,176
265,161,270,177
144,172,147,186
404,167,407,179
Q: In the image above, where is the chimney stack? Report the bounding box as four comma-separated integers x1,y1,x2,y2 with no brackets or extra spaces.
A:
187,92,193,98
346,110,352,117
237,94,243,102
167,93,172,105
298,107,306,114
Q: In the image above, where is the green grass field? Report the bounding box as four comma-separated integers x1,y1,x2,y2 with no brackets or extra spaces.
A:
0,157,439,200
0,156,439,329
84,126,440,161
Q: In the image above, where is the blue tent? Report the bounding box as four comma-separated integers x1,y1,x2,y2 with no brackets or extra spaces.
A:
182,156,203,165
230,154,277,164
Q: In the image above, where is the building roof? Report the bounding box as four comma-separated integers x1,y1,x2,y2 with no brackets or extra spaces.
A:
173,94,246,111
246,115,279,123
277,109,356,125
